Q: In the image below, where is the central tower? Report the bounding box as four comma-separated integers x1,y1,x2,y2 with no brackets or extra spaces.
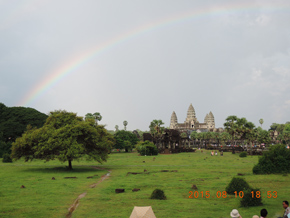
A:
185,103,196,122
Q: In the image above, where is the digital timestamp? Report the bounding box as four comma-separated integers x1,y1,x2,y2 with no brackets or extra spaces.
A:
188,191,278,199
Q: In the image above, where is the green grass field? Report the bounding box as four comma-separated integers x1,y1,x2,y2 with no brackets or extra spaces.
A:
0,151,289,218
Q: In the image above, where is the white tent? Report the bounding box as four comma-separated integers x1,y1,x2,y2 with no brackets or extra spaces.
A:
129,206,156,218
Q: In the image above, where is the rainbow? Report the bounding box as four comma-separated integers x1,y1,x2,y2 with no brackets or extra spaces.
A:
19,2,289,106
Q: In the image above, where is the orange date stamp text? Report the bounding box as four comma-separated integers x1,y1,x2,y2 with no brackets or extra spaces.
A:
188,191,277,199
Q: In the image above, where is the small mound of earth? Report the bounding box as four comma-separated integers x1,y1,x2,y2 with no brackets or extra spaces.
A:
115,189,125,193
127,172,142,175
132,188,140,192
191,184,198,190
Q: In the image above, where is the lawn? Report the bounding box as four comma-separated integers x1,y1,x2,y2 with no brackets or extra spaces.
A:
0,151,288,218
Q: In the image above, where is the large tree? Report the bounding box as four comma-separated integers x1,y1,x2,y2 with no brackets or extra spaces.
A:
224,116,256,153
270,123,287,143
223,115,239,146
256,127,271,146
113,130,139,152
149,119,165,136
269,123,285,134
11,110,114,170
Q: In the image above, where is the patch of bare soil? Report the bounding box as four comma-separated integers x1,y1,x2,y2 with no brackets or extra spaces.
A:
66,192,87,218
65,167,111,218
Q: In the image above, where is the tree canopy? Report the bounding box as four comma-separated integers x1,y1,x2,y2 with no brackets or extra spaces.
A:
224,116,256,145
136,140,158,156
259,119,264,128
113,130,139,152
269,123,285,134
11,110,114,170
149,119,165,136
85,112,102,124
0,102,48,142
253,144,290,174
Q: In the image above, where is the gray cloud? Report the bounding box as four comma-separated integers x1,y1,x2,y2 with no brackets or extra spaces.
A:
1,0,290,131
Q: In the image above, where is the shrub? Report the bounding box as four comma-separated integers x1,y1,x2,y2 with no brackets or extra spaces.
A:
239,151,247,157
226,177,251,195
150,189,166,200
136,141,158,156
240,188,263,207
2,153,12,163
253,144,290,174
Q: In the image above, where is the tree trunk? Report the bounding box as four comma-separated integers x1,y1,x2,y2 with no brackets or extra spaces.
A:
68,159,72,170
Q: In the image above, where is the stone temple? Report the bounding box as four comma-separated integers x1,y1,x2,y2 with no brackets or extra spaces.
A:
169,104,215,132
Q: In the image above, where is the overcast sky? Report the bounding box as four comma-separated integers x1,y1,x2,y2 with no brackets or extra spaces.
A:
1,0,289,131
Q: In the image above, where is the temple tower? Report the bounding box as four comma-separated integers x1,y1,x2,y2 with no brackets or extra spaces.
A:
204,113,209,123
205,111,215,129
185,104,196,122
170,111,178,129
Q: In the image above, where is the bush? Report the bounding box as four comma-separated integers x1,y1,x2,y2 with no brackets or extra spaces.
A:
239,151,247,157
253,144,290,174
150,189,166,200
2,153,12,163
240,188,263,207
226,177,251,195
136,141,158,156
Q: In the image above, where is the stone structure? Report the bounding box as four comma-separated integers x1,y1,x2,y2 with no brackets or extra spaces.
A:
169,104,215,131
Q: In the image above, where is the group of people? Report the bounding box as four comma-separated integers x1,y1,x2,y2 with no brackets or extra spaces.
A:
230,200,290,218
210,151,217,156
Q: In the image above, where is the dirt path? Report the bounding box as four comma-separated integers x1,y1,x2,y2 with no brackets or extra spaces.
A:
66,168,111,218
90,170,111,188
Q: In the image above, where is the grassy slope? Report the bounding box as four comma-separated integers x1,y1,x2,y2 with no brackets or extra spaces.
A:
0,151,289,218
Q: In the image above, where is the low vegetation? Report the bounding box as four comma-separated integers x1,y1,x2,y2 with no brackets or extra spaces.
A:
239,151,247,157
150,189,167,200
2,153,12,163
135,140,158,156
240,188,263,207
225,177,251,195
253,144,290,174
